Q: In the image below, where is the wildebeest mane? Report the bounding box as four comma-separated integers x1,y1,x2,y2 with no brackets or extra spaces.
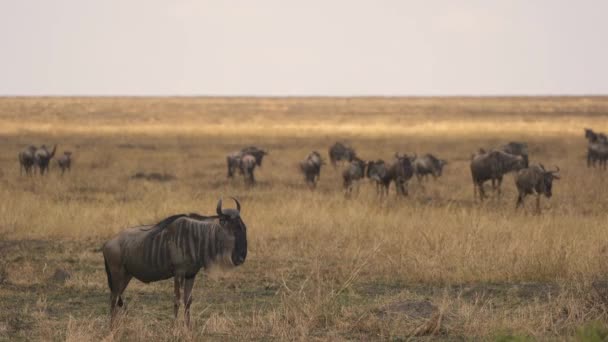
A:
140,213,219,234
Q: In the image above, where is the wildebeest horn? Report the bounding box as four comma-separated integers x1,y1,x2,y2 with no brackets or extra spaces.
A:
553,166,560,173
230,197,241,212
539,163,545,171
216,198,223,216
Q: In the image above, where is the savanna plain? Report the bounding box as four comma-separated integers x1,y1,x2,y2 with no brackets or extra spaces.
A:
2,97,608,341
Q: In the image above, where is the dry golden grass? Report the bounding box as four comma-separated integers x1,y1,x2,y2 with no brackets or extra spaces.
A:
1,96,608,340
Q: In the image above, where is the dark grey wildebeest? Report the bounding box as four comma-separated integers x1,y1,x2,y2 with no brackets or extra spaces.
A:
412,154,447,182
34,144,57,175
57,151,72,175
366,159,387,195
241,146,268,167
342,157,367,197
299,151,323,189
515,164,560,213
498,142,529,168
470,150,526,201
18,145,37,176
226,146,268,178
239,154,257,185
329,142,356,168
103,198,247,327
584,128,608,169
365,154,414,197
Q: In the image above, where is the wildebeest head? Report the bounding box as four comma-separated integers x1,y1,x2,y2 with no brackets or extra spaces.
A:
216,197,247,266
585,128,598,142
538,165,560,198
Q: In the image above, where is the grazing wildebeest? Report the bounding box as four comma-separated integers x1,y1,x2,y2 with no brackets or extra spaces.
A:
329,142,356,168
470,150,526,201
498,142,529,167
239,154,257,185
57,151,72,175
18,145,37,176
412,154,448,182
515,164,560,213
102,198,247,327
299,151,323,189
342,157,367,196
34,144,57,175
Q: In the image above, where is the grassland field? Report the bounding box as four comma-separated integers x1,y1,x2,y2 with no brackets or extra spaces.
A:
1,97,608,341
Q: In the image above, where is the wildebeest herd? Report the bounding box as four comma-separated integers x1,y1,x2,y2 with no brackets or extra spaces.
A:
18,144,72,176
16,128,604,327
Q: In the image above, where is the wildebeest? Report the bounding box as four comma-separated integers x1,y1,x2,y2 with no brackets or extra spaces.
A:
299,151,323,189
18,145,37,176
57,151,72,175
34,144,57,175
412,154,447,182
241,146,268,167
365,154,414,196
342,157,367,196
102,198,247,327
226,146,268,178
584,128,608,169
239,154,257,185
515,164,560,213
470,150,526,200
329,142,356,167
498,142,529,168
366,159,387,195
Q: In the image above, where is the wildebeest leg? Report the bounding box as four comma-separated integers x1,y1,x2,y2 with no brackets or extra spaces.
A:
183,276,196,328
174,275,184,319
107,266,132,326
515,193,524,209
478,182,486,201
535,194,541,214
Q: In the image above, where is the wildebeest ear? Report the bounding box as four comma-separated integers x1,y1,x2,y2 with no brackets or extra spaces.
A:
552,175,561,180
539,164,545,171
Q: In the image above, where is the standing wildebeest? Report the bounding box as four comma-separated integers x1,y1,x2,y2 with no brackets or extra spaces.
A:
241,146,268,167
239,154,257,185
299,151,323,189
329,142,356,168
226,146,268,178
342,157,367,196
584,128,608,169
515,164,560,213
57,151,72,175
365,154,414,197
34,144,57,175
226,151,243,178
18,145,37,176
470,150,526,201
498,142,529,168
412,154,448,182
366,159,387,195
103,198,247,327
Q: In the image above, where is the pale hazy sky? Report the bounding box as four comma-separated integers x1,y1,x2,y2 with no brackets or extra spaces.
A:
1,1,607,96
